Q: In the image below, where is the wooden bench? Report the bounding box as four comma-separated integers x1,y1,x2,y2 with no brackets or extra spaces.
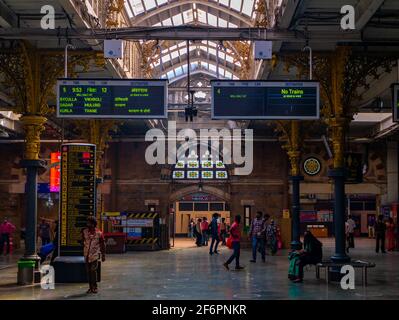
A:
316,260,376,286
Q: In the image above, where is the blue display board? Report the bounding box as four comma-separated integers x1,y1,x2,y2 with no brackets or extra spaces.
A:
57,79,168,119
211,80,320,120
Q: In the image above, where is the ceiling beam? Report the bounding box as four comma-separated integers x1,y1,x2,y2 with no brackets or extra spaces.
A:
0,0,18,27
355,0,385,30
0,26,363,42
130,0,253,26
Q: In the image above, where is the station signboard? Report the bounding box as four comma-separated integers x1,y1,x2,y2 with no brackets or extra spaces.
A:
56,79,168,119
211,80,320,120
59,143,96,256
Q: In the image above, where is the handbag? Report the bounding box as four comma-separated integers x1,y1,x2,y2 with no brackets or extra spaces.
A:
226,236,233,249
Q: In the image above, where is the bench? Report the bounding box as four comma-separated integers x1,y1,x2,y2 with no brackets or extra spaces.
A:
316,260,376,286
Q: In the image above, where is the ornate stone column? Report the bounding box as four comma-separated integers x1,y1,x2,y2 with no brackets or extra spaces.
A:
20,115,47,260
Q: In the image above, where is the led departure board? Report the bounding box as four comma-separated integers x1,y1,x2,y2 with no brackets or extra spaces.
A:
56,79,168,119
393,84,399,122
211,80,320,120
59,143,96,256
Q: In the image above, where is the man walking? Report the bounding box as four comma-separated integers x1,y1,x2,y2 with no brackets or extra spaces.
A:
0,217,16,255
249,211,266,263
375,215,386,253
82,216,106,294
223,215,244,271
346,215,356,249
209,213,220,255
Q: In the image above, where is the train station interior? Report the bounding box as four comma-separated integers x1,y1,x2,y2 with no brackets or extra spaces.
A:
0,0,399,300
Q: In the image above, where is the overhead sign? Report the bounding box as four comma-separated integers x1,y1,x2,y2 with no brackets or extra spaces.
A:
393,83,399,122
56,79,168,119
59,143,96,256
211,80,320,120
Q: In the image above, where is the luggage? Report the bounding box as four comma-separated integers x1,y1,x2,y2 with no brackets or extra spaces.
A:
226,236,233,249
288,251,301,280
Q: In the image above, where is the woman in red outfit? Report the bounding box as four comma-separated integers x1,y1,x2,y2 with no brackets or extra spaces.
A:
386,218,396,251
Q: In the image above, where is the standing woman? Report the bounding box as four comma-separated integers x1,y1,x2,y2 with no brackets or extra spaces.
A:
223,215,244,271
195,218,203,247
386,218,396,252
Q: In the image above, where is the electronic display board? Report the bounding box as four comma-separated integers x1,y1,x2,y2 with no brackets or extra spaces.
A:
393,84,399,122
50,152,60,192
57,79,168,119
211,80,320,120
59,143,96,256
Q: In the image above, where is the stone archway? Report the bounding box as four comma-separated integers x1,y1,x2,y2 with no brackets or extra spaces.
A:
169,185,230,202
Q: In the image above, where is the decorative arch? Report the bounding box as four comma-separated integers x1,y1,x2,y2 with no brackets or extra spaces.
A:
169,185,230,202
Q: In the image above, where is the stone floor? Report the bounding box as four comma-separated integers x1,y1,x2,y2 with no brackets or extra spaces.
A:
0,238,398,300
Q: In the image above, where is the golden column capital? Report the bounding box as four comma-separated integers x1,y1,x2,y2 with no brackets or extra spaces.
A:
20,115,47,160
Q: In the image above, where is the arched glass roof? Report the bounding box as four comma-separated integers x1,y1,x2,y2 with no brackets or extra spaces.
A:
125,0,259,82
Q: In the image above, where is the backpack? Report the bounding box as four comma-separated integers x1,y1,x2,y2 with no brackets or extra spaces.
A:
288,251,301,279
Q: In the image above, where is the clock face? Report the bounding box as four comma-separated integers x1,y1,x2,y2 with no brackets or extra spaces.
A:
303,157,321,176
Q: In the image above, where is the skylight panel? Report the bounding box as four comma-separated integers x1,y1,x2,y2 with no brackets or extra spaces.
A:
242,0,255,16
163,54,171,63
183,10,194,23
207,13,217,26
156,0,168,5
219,0,229,6
208,48,216,56
225,71,232,78
162,18,173,26
225,55,234,63
191,62,199,70
228,22,238,28
124,2,133,18
175,66,183,77
167,70,175,79
130,0,144,15
230,0,242,12
218,18,228,28
198,9,207,24
145,0,157,11
209,64,217,72
172,14,183,26
171,50,179,60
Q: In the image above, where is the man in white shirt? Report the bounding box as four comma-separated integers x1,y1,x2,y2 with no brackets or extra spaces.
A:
346,215,356,249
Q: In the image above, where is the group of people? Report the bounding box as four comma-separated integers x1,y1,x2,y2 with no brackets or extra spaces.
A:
248,211,279,263
346,214,397,253
190,215,229,250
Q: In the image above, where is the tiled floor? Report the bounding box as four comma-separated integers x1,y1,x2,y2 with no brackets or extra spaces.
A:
0,238,398,300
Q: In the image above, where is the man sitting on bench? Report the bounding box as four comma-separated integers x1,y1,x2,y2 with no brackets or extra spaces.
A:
289,231,323,283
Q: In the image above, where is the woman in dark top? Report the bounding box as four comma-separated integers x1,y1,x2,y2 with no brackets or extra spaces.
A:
293,231,323,283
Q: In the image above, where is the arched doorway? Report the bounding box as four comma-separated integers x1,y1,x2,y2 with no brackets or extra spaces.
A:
169,186,231,248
